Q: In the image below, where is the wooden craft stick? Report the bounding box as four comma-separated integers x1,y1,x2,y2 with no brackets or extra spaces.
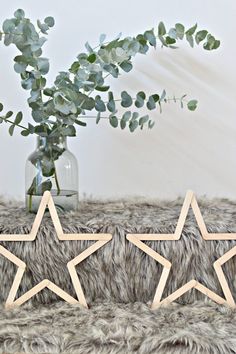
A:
156,280,197,308
67,262,88,308
47,281,78,304
214,261,235,307
152,267,170,307
195,282,226,305
68,240,111,266
60,234,112,241
0,245,26,268
191,196,209,238
47,195,65,239
216,246,236,266
5,267,25,305
174,190,194,239
127,235,171,268
30,191,51,239
7,280,50,308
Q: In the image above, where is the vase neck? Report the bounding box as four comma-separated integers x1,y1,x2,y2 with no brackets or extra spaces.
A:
36,136,68,149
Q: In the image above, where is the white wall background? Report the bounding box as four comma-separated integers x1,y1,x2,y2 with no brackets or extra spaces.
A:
0,0,235,201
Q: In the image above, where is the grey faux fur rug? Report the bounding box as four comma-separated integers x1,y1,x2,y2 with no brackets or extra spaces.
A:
1,197,236,353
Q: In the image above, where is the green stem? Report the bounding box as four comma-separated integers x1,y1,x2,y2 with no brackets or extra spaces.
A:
54,166,60,195
0,116,29,131
28,193,33,212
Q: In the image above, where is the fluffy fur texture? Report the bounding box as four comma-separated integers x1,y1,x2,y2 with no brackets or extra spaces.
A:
1,197,236,353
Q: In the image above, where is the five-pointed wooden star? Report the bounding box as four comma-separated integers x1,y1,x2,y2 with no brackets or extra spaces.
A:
127,190,236,309
0,191,112,309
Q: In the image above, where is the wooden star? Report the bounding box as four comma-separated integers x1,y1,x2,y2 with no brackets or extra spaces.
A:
0,191,112,309
127,190,236,309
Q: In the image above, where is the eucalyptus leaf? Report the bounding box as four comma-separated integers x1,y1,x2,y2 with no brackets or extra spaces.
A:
186,34,194,47
103,63,119,78
3,19,15,33
144,30,156,48
195,30,208,44
61,125,76,136
99,33,106,44
14,62,27,73
158,22,166,36
95,85,110,92
44,16,55,27
166,36,176,45
96,112,101,124
129,119,139,132
147,96,156,110
109,115,118,128
14,111,23,125
85,41,93,53
186,23,197,36
119,60,132,72
175,23,185,39
8,124,15,136
21,129,30,136
5,111,13,118
139,115,149,125
14,9,25,20
135,91,145,108
37,20,49,34
69,61,80,74
87,53,96,63
95,96,106,112
121,91,133,108
187,99,198,111
148,120,155,129
37,57,49,74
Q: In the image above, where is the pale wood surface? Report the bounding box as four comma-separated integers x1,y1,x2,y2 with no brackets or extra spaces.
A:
0,191,112,309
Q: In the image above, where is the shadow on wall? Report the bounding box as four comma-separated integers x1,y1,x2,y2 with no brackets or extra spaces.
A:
85,45,236,199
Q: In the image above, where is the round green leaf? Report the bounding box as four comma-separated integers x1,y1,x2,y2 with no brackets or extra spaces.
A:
95,97,106,112
121,91,133,108
147,96,156,110
14,62,27,74
44,16,55,27
21,129,30,136
119,61,133,72
14,9,25,19
109,116,118,128
187,99,198,111
129,120,139,132
87,53,96,63
3,19,15,33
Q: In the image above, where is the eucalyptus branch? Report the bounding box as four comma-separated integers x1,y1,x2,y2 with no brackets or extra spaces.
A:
0,8,220,138
0,115,28,131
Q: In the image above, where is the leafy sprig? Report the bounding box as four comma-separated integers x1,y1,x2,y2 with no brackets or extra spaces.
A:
0,9,220,137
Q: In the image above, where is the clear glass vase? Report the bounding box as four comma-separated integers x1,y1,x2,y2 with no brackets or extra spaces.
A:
25,136,78,213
